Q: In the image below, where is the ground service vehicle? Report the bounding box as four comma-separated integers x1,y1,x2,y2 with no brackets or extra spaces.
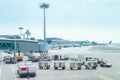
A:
38,61,51,69
54,61,65,70
29,53,40,62
53,55,69,60
17,56,23,61
70,61,81,70
100,60,112,67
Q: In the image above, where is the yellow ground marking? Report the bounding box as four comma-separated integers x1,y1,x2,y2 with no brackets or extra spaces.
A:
99,75,113,80
116,72,120,74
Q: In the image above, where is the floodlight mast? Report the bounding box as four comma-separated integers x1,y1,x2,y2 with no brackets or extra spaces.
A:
18,27,23,38
40,3,49,55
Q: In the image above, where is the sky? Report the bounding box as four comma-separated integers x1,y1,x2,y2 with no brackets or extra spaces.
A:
0,0,120,43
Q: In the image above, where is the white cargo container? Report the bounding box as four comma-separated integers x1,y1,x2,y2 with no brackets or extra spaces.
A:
38,61,51,69
17,61,36,77
5,56,11,63
29,53,40,62
18,65,28,77
26,61,36,76
84,59,98,69
70,61,81,70
27,65,36,76
5,56,15,63
54,61,65,70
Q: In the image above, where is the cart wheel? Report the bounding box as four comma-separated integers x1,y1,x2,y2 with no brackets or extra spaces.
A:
46,67,49,69
62,67,65,70
54,67,57,70
78,67,81,70
70,67,73,70
94,67,96,69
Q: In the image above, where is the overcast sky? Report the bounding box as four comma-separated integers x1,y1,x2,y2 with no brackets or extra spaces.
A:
0,0,120,43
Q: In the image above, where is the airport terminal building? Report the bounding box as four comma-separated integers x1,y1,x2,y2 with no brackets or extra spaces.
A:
0,35,43,52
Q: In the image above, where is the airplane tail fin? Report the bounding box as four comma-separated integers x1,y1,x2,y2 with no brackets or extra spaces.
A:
109,41,112,44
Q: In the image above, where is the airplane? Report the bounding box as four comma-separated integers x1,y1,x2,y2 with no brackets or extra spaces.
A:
93,41,112,45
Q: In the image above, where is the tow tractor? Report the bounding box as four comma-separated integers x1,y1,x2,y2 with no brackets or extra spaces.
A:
70,60,81,70
54,61,66,70
17,61,36,77
84,59,98,69
100,60,112,67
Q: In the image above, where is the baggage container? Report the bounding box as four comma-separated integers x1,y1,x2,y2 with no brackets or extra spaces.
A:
17,61,36,77
5,56,15,63
5,56,11,63
54,61,65,70
70,61,81,70
18,65,28,77
29,53,40,62
84,59,98,69
27,65,36,77
38,61,51,69
26,61,36,77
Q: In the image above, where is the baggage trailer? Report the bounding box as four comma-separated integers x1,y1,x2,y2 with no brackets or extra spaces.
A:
38,55,51,69
54,61,65,70
5,56,15,64
17,61,36,77
38,61,51,69
18,65,28,77
85,57,101,64
70,61,81,70
5,56,11,63
26,62,36,77
84,59,98,69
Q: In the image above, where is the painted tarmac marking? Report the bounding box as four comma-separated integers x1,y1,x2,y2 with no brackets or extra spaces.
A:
0,52,3,80
99,75,113,80
11,64,17,80
93,67,102,75
0,62,3,80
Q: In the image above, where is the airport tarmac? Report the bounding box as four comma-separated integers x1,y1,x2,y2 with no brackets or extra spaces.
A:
0,45,120,80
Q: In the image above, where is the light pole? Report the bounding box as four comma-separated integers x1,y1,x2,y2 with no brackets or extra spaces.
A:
14,35,17,63
40,3,49,55
25,29,31,39
18,27,24,39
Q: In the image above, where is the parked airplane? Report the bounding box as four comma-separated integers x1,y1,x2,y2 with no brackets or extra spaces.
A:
96,41,112,45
